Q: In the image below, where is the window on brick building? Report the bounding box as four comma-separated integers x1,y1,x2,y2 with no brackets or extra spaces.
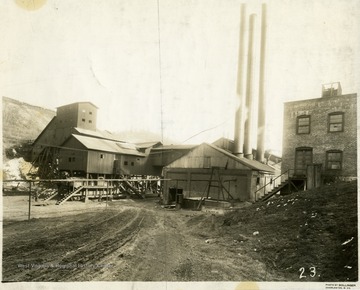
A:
326,150,342,170
296,115,310,134
328,112,344,132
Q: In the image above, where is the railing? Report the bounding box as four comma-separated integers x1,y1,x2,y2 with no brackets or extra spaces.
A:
254,169,294,201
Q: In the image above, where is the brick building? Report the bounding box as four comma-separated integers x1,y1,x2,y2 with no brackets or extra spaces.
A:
282,83,357,183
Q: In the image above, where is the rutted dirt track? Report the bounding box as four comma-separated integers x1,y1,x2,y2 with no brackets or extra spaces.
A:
2,198,282,282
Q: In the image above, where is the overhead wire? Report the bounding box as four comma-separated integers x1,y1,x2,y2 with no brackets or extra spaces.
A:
157,0,164,144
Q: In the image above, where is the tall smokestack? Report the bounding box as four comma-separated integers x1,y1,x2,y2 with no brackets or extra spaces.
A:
233,4,247,157
243,14,257,159
256,3,267,163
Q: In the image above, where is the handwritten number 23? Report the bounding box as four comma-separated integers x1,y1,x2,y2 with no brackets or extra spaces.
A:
299,267,316,278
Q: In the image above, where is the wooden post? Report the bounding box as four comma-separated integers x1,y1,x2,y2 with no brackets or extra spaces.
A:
106,181,109,209
211,214,215,231
263,176,266,197
28,181,32,221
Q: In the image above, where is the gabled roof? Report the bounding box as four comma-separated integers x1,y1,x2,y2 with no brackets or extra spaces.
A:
73,127,125,142
165,142,275,173
212,137,282,161
206,143,275,173
64,134,145,157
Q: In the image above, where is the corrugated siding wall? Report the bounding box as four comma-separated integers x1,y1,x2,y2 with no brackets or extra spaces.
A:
163,168,252,203
87,151,115,174
114,155,150,175
59,149,88,173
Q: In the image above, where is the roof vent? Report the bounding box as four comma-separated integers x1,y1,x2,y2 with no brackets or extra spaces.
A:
322,82,342,97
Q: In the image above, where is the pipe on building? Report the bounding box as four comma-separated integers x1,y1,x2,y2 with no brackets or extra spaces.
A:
256,3,267,163
243,14,257,159
233,4,247,157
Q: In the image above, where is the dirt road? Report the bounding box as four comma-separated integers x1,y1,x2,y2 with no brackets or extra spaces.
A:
2,198,283,282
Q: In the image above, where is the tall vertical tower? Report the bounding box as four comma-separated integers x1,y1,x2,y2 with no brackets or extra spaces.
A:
56,102,98,131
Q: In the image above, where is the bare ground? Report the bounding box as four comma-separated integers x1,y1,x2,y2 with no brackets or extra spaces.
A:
2,181,357,282
2,197,282,282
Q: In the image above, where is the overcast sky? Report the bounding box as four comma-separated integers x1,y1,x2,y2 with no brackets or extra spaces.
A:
1,0,359,152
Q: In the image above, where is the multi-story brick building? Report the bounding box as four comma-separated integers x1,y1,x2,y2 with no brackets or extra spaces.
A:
282,82,357,184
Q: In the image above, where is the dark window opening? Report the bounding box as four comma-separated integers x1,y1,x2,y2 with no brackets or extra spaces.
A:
328,112,344,132
296,115,310,134
326,150,342,170
131,162,134,166
89,111,92,115
124,161,128,166
100,154,104,159
203,156,211,168
82,118,86,122
89,120,92,123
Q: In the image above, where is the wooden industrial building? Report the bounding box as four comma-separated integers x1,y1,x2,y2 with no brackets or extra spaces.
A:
32,101,278,205
59,134,149,178
162,143,275,204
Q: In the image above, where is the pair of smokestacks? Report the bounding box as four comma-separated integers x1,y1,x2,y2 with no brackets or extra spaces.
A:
233,3,267,163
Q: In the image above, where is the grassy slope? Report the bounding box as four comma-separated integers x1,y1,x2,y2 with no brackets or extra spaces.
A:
214,180,358,281
2,97,55,149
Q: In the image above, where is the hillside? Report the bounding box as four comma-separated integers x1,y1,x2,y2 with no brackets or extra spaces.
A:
2,97,55,160
217,180,358,281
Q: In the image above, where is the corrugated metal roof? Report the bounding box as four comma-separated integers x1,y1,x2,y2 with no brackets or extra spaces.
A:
135,141,162,148
151,144,197,151
100,130,126,142
164,143,274,173
206,143,275,173
73,127,125,142
70,134,145,156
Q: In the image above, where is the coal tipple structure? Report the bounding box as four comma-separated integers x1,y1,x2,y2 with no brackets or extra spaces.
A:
31,101,276,205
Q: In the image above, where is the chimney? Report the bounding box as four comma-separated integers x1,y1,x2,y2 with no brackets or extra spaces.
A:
233,4,247,157
243,14,257,159
256,3,267,163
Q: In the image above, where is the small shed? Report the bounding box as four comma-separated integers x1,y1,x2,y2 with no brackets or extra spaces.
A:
162,143,275,204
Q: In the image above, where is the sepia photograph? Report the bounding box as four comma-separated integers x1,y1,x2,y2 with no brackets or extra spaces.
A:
1,0,359,289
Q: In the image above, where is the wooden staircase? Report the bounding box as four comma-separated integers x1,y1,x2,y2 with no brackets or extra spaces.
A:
38,188,58,200
255,169,306,202
257,181,289,202
123,180,144,199
43,189,59,201
56,186,84,205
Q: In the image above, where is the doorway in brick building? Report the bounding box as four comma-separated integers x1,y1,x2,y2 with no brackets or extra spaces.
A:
294,147,313,176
